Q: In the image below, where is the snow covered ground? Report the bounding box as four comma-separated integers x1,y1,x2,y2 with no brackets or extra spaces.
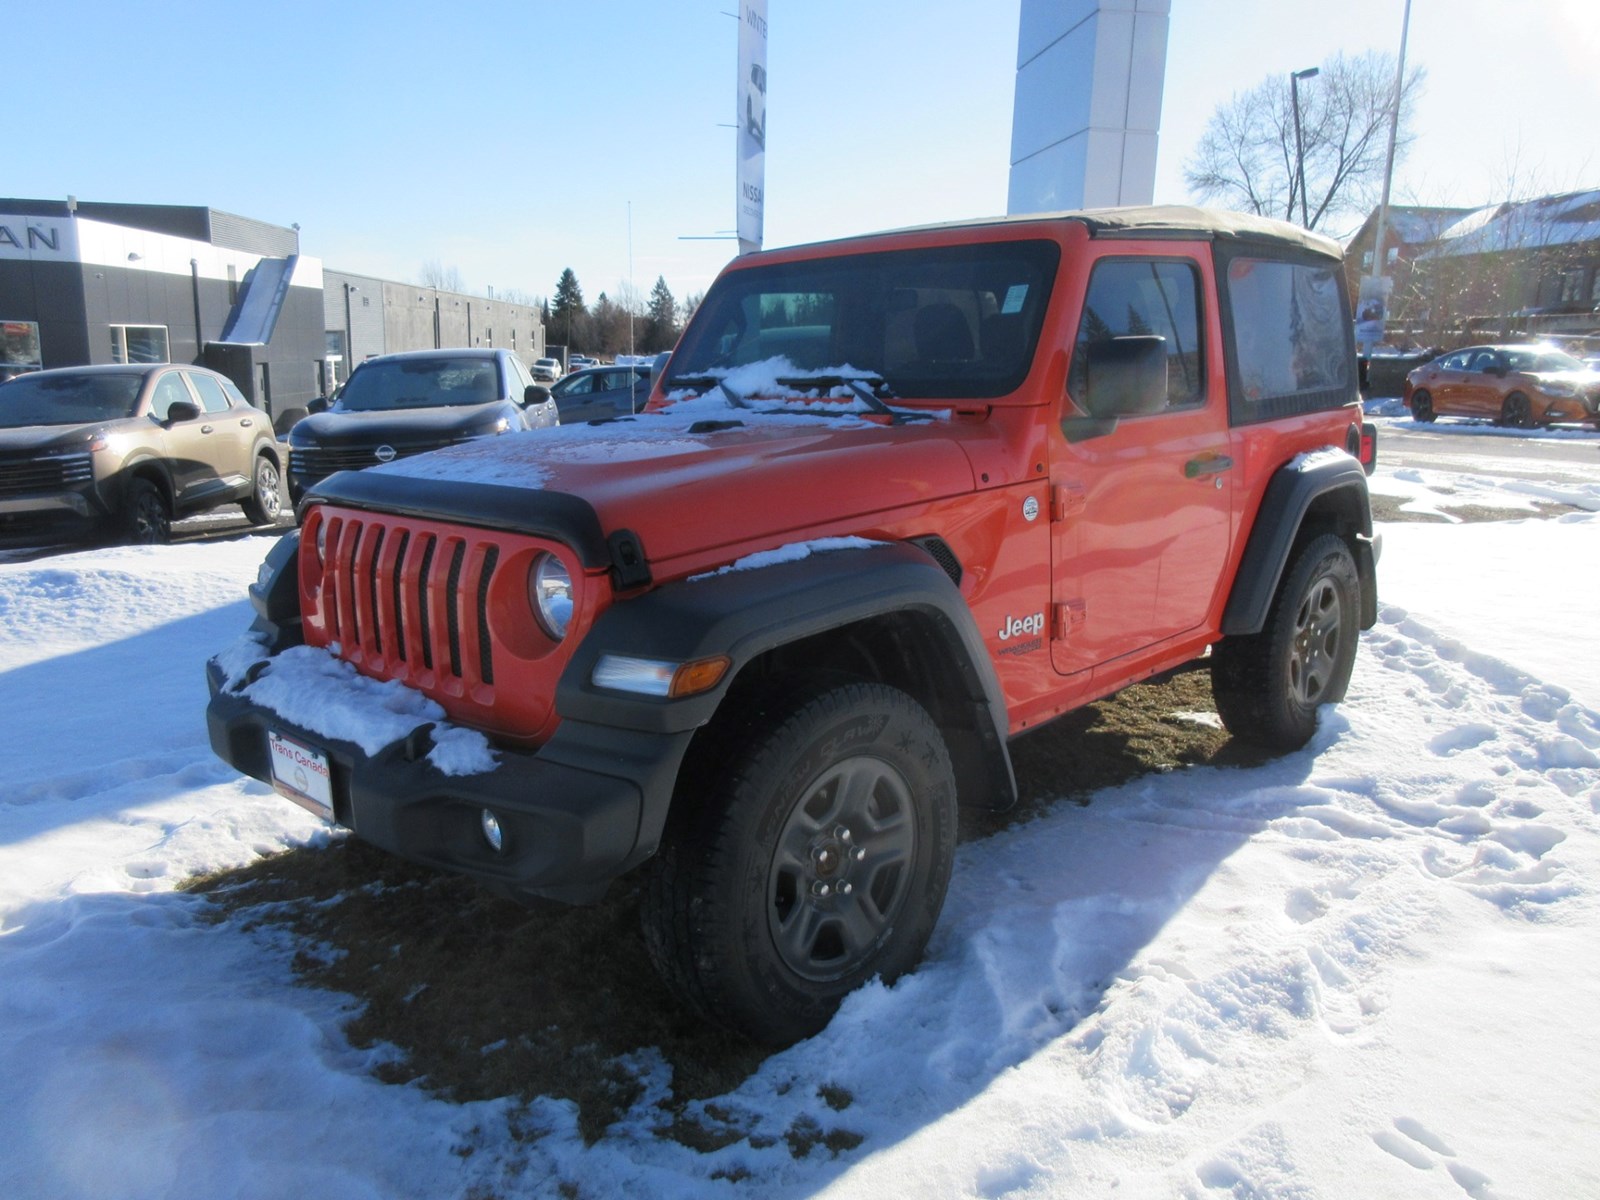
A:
1,462,1597,1199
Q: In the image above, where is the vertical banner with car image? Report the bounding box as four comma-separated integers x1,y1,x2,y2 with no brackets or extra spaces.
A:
737,0,768,256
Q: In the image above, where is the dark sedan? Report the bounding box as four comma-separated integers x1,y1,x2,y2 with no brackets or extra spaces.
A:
288,349,557,502
549,364,652,424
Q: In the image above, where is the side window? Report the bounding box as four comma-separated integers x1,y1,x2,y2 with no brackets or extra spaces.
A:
1224,256,1352,421
185,372,232,413
149,372,195,420
562,374,596,396
1440,352,1471,371
1069,258,1205,412
506,354,534,393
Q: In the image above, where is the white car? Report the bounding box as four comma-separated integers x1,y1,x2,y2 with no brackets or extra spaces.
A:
531,358,561,383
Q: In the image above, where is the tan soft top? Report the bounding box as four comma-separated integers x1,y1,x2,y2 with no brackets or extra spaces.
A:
772,205,1344,264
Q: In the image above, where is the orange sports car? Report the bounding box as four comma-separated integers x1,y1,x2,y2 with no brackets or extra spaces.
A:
1404,343,1600,427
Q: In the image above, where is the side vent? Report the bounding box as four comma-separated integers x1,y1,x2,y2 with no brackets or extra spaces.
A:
911,536,963,587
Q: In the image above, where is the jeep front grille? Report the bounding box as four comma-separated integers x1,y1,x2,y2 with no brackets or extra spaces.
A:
316,512,499,693
0,451,93,496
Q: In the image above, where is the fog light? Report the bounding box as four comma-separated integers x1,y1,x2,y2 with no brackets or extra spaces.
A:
480,809,504,852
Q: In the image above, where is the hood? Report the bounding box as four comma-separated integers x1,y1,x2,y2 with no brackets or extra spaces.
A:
1524,368,1600,387
360,398,985,566
292,402,516,447
0,422,112,455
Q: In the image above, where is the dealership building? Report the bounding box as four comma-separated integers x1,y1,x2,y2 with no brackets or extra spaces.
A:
0,198,544,431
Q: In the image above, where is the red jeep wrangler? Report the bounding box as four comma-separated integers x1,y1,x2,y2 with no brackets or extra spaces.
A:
208,207,1378,1044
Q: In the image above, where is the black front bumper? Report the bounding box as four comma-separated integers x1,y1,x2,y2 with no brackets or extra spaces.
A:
205,657,692,905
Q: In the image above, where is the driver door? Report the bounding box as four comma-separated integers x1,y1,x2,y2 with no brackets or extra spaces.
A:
1048,251,1233,678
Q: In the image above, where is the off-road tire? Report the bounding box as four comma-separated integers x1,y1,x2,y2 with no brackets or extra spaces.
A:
125,478,171,545
1211,533,1360,751
639,679,958,1046
1410,389,1435,422
242,453,284,526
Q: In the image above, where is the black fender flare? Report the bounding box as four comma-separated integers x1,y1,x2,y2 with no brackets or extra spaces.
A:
1222,452,1376,637
556,541,1018,852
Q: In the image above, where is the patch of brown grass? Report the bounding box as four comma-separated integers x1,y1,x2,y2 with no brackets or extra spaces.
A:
186,666,1253,1144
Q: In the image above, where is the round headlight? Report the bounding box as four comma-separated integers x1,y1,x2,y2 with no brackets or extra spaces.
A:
529,553,574,640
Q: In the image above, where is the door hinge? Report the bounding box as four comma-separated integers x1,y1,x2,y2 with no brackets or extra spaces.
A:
1052,484,1086,521
1052,600,1086,639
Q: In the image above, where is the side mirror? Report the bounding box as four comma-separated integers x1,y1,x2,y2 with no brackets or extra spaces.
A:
1084,335,1168,419
524,383,552,407
1061,335,1168,443
307,396,329,415
164,400,200,425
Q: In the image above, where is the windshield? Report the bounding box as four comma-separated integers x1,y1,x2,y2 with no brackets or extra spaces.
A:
667,239,1061,401
1503,348,1584,373
337,357,502,411
0,371,144,428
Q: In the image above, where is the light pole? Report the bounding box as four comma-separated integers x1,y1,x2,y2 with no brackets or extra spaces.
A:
1367,0,1415,350
1290,66,1320,228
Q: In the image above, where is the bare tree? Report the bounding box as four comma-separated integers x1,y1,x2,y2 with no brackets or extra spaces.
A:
1184,52,1424,233
419,260,465,292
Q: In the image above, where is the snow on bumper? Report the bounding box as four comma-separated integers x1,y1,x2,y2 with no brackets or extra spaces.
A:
205,640,672,905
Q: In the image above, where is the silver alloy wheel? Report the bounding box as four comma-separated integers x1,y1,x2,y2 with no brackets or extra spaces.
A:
255,459,283,521
768,754,917,982
1288,573,1343,706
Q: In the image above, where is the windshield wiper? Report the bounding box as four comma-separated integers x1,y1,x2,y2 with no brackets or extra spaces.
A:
770,375,929,423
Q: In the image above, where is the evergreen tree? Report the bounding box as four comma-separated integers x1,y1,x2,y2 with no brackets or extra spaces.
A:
551,269,586,350
644,276,679,352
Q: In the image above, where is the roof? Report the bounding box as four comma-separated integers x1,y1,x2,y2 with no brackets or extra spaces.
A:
1422,189,1600,259
756,205,1345,264
360,348,506,363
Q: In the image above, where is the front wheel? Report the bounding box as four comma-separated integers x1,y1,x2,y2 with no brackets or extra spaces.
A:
1410,389,1435,422
124,478,171,545
640,680,958,1045
242,454,284,525
1212,533,1361,751
1499,393,1532,428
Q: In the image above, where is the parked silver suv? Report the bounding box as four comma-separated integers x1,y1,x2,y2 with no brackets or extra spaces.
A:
0,363,284,546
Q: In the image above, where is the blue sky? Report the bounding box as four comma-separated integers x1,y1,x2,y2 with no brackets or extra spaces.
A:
8,0,1597,307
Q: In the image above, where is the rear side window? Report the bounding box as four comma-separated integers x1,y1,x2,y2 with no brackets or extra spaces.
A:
1222,255,1354,423
1069,258,1204,412
185,372,232,413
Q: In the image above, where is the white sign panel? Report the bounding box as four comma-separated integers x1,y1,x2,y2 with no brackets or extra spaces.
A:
737,0,768,255
0,214,79,262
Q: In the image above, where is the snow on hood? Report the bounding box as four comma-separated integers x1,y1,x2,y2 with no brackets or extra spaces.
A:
367,365,976,566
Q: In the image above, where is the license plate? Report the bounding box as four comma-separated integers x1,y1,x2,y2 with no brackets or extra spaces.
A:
267,731,334,821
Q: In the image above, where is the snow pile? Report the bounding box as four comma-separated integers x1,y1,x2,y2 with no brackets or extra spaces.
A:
1,485,1598,1198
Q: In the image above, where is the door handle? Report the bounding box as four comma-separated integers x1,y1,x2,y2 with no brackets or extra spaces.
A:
239,418,253,427
1184,453,1233,479
200,425,215,434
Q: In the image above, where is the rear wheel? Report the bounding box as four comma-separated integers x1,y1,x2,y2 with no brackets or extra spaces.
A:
1409,389,1435,422
242,454,284,525
124,478,171,545
1499,393,1532,428
1212,533,1360,751
640,680,957,1045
